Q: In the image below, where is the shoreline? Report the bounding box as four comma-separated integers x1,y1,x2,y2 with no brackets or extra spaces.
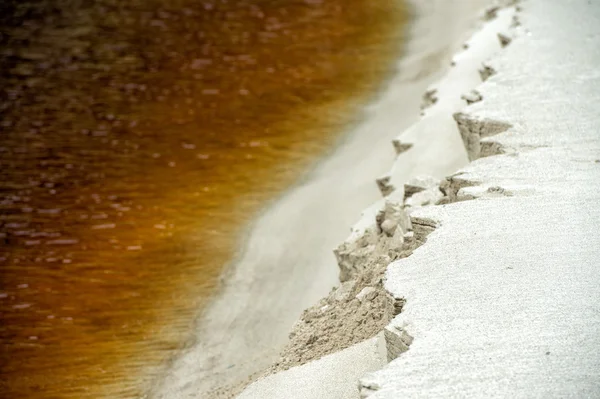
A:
148,1,494,398
238,2,518,398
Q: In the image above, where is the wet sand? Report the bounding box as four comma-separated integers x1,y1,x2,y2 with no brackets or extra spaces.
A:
0,0,406,397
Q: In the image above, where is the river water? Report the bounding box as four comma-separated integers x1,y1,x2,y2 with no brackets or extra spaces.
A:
0,0,406,397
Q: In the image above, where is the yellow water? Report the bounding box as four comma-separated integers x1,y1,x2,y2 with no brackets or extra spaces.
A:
0,0,407,397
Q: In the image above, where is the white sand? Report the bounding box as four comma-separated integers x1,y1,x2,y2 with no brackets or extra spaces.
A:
362,0,600,397
148,1,494,397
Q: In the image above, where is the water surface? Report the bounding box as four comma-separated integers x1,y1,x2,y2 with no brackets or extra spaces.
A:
0,0,407,397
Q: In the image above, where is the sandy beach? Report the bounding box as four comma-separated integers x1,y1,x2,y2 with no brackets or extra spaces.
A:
148,1,495,397
9,0,596,397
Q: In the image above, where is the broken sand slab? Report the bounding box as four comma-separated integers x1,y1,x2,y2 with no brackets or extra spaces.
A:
362,0,600,397
377,4,517,200
340,3,519,285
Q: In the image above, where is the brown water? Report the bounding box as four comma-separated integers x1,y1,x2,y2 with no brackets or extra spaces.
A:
0,0,407,397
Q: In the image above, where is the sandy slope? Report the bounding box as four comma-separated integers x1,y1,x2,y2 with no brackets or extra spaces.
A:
362,0,600,396
148,1,491,397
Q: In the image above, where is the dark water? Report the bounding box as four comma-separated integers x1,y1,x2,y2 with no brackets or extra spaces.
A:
0,0,407,397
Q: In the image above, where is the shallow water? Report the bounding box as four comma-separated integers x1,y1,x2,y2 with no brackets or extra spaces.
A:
0,0,406,397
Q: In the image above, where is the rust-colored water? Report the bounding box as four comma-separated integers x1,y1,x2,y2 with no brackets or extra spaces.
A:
0,0,407,397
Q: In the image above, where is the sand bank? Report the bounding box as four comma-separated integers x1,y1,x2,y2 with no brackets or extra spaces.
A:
240,0,600,397
148,1,495,397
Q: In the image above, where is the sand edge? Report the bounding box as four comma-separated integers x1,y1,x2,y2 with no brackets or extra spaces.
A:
237,1,527,398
